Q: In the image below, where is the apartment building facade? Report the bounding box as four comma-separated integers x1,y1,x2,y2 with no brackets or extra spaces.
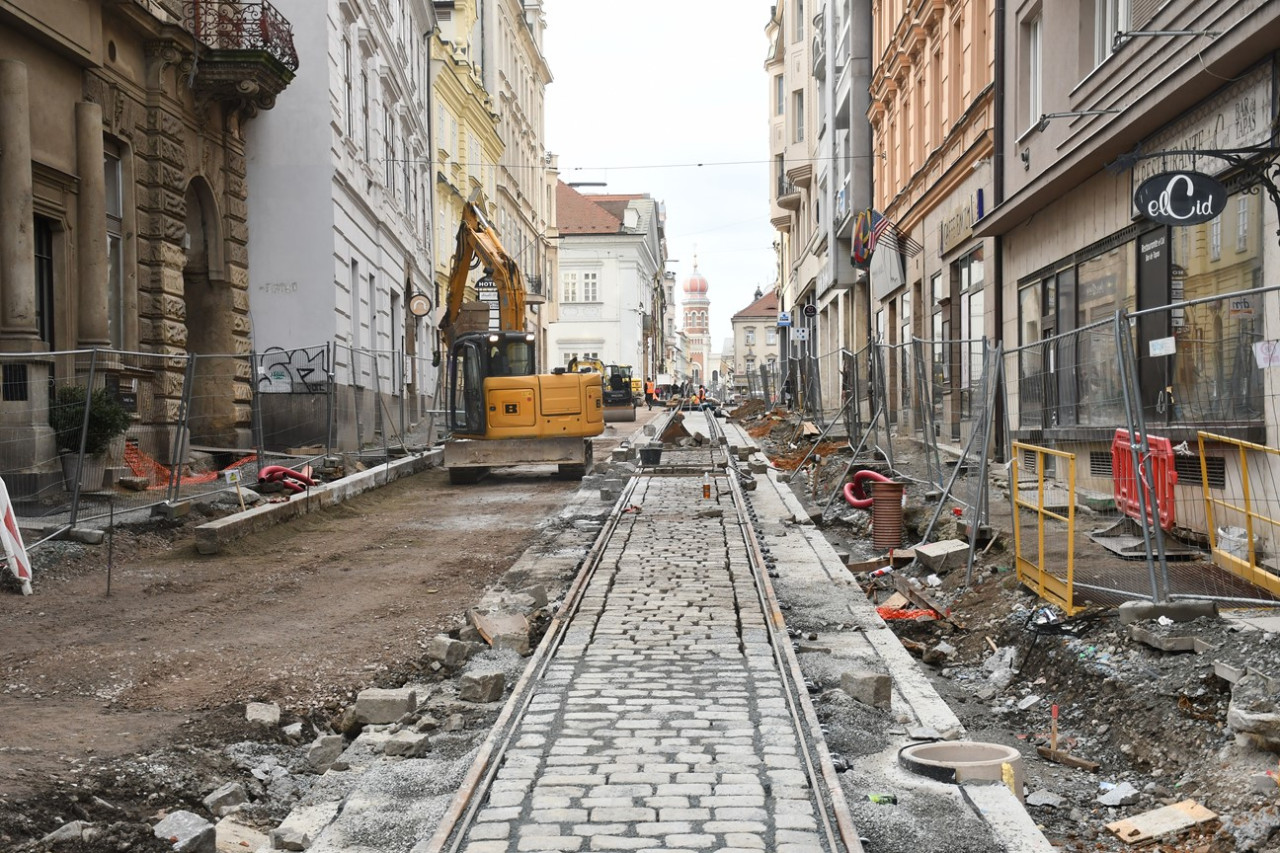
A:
551,183,667,377
868,0,996,445
976,0,1280,535
248,0,436,449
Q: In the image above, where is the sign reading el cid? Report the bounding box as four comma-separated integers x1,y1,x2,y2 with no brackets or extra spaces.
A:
1134,171,1228,226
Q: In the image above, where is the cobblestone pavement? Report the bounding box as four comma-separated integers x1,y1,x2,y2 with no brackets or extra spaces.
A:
445,443,850,851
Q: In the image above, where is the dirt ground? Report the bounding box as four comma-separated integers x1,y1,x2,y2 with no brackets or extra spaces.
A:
5,405,1280,852
0,415,640,850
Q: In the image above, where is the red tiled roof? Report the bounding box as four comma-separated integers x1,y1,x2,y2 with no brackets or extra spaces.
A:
556,182,623,234
733,290,778,320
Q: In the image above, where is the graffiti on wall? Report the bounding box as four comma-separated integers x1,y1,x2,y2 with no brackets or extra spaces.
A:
256,346,330,394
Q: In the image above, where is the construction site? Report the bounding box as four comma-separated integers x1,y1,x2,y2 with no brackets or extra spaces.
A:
1,389,1279,852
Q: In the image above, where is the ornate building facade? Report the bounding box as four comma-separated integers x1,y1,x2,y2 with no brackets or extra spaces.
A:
681,261,711,385
0,0,296,490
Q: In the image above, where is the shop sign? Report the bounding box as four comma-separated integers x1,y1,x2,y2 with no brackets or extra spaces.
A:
1134,171,1227,226
939,196,976,255
777,311,792,327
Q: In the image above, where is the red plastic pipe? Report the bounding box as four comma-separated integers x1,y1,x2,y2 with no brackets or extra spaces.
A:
842,469,895,508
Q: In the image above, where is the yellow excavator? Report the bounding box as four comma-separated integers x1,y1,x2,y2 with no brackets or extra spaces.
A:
566,357,637,422
439,199,603,483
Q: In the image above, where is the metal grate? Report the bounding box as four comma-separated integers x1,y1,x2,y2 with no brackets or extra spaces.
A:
1090,450,1112,478
1174,454,1226,489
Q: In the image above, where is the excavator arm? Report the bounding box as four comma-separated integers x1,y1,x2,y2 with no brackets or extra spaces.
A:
440,201,526,343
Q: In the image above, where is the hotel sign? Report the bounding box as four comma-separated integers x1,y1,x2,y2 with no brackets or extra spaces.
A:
1134,171,1228,226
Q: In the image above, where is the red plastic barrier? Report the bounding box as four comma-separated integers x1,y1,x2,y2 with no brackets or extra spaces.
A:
1112,429,1177,531
842,469,896,509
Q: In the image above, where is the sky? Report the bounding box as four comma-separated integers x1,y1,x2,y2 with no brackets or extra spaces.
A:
542,0,779,350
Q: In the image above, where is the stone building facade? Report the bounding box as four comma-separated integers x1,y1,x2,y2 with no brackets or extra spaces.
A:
0,0,295,490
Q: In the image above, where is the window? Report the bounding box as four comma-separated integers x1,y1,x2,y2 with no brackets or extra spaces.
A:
343,38,353,137
775,75,784,116
384,109,395,187
34,215,54,345
104,147,125,349
766,328,777,345
745,327,756,346
1026,14,1042,131
561,271,578,302
794,0,804,42
1210,215,1221,261
793,91,805,143
361,71,370,152
1094,0,1128,65
1236,195,1249,252
582,271,598,302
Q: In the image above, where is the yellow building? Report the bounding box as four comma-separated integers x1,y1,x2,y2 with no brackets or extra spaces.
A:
431,0,504,322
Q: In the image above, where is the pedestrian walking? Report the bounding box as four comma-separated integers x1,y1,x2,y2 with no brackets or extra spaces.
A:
644,377,655,410
697,385,706,408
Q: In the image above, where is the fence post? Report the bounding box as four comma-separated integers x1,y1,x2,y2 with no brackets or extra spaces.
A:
167,355,197,505
1114,309,1172,603
67,348,101,528
249,348,266,469
325,341,335,456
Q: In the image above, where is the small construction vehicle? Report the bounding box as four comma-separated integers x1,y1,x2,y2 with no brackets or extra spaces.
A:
439,199,604,483
567,358,637,422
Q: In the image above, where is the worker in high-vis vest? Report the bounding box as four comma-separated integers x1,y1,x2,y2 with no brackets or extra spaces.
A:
644,378,656,410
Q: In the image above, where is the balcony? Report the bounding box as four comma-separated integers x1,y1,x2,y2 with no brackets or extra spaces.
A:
777,176,801,210
182,0,298,113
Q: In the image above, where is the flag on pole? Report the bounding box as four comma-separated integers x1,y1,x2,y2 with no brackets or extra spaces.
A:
868,209,924,258
1,476,32,595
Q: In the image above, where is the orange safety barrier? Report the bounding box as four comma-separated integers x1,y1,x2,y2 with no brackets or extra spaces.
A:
1112,429,1177,531
124,442,257,490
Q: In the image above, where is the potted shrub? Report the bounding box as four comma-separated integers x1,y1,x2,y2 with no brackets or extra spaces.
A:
49,384,132,491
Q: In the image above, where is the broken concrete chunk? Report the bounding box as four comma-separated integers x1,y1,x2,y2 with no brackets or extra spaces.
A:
153,809,215,853
354,687,417,725
1226,671,1280,750
1026,790,1065,809
202,781,248,817
914,539,970,573
1097,781,1141,806
922,641,957,665
383,730,432,757
269,802,341,852
469,610,530,655
306,734,346,771
282,721,304,742
459,670,506,703
427,635,470,668
42,820,90,844
245,702,280,726
839,668,892,710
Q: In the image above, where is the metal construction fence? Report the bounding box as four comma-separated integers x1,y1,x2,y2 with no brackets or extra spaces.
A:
1002,283,1280,608
803,283,1280,609
0,342,438,535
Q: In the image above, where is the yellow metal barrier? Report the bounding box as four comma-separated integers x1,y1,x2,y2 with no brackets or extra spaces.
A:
1198,431,1280,598
1011,442,1081,616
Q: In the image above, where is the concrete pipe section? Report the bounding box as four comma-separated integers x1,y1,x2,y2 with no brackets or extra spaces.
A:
898,740,1025,802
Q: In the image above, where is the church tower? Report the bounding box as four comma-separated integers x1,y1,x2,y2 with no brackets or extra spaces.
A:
682,258,711,384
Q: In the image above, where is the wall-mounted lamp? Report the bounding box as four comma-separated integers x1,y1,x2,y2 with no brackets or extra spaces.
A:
1036,109,1121,132
1113,29,1222,50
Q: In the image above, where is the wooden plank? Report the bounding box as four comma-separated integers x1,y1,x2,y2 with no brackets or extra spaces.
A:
893,576,967,629
1036,746,1100,772
1106,799,1216,845
847,556,891,574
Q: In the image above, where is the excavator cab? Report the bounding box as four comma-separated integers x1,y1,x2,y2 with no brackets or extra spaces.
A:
447,330,602,441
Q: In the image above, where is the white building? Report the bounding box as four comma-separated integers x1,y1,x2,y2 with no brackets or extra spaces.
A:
550,183,666,373
246,0,437,449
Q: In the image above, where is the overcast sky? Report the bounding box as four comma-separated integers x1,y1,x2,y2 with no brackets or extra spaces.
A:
542,0,778,350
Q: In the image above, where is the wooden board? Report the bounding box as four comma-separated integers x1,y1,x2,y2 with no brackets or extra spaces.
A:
1106,799,1216,845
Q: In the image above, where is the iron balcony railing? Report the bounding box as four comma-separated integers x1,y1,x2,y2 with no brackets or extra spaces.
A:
183,0,300,72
